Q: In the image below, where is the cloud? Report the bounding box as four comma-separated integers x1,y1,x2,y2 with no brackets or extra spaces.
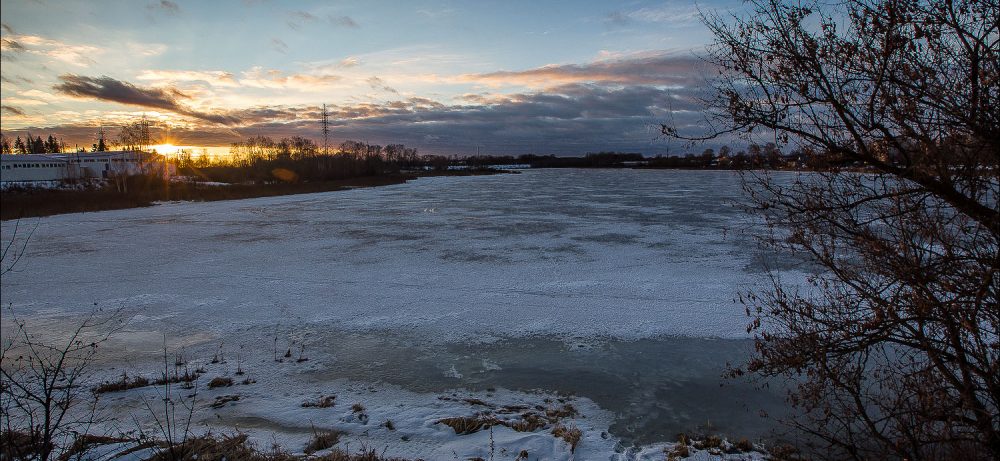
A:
11,80,706,155
53,74,238,125
1,38,25,52
18,51,719,154
2,105,26,116
338,56,360,68
137,69,240,87
366,76,398,94
328,15,359,28
604,11,632,27
287,10,317,30
459,51,709,88
239,67,341,90
271,38,288,53
148,0,180,14
2,33,101,66
604,3,705,29
1,23,13,34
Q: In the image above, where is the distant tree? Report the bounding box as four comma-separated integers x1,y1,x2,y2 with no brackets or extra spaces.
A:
0,135,10,154
28,136,44,155
13,137,27,155
45,135,59,153
664,0,998,459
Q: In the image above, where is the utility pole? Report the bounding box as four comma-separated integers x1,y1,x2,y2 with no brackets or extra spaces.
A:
321,103,330,155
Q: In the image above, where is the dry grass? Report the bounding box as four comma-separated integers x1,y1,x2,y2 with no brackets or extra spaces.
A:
734,437,754,452
551,424,582,453
303,431,342,454
302,395,336,408
146,433,298,461
153,369,201,386
93,373,150,393
1,175,414,221
693,434,723,450
207,377,233,389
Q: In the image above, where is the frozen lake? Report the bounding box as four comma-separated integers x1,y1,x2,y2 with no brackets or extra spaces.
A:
1,169,800,454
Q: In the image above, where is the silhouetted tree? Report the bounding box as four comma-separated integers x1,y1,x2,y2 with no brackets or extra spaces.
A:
13,137,27,155
665,0,999,459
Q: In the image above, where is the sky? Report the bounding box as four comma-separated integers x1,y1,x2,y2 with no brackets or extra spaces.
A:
0,0,737,156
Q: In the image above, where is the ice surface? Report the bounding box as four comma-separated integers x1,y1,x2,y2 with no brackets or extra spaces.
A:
1,169,804,458
1,169,792,342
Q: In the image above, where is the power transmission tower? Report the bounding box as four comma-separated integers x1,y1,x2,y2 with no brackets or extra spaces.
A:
97,125,107,152
321,103,330,155
140,115,150,152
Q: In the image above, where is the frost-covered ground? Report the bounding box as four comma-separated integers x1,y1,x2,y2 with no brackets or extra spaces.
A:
1,169,805,459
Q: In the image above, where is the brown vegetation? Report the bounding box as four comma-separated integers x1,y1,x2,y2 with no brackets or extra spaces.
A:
207,377,233,389
93,373,151,394
303,431,342,454
301,395,336,408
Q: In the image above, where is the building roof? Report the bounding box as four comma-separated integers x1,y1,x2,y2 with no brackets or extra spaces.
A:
1,151,160,162
0,154,68,163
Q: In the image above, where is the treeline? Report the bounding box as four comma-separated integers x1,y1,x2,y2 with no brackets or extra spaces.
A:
453,144,860,170
0,134,68,155
173,137,423,183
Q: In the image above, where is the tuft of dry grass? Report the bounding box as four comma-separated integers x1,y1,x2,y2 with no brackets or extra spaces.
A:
693,434,723,450
153,369,201,386
551,424,582,453
734,437,754,452
93,373,150,393
302,395,336,408
303,431,342,454
436,416,492,435
383,420,395,431
666,444,690,460
207,377,233,389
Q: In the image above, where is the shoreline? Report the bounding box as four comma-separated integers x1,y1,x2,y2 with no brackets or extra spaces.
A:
0,169,504,221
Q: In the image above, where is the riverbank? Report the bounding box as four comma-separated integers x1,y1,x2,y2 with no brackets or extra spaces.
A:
0,170,503,221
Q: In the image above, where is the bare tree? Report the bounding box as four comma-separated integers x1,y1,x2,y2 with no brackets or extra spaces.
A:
1,308,125,460
664,0,999,459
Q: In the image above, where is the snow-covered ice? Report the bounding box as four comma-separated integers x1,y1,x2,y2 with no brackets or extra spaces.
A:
1,169,802,459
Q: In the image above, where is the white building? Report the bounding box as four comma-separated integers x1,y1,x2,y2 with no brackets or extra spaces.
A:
0,151,174,185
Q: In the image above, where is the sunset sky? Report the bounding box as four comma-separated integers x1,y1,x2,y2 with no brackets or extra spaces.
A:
0,0,736,155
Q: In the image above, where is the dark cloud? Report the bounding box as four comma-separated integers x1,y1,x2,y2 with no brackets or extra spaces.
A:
466,52,709,87
148,0,180,14
328,15,359,28
53,74,238,125
1,105,25,116
1,23,14,34
366,76,398,94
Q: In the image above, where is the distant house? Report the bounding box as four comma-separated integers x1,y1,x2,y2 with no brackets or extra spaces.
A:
0,151,174,185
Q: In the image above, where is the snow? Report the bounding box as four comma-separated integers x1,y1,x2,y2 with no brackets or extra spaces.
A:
1,169,800,460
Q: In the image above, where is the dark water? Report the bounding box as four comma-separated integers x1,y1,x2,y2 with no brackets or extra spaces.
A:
301,329,790,446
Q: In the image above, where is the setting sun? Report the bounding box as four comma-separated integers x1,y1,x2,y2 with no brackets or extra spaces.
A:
150,143,179,155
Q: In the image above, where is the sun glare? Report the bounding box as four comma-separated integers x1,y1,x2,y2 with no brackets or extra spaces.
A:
151,143,180,155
